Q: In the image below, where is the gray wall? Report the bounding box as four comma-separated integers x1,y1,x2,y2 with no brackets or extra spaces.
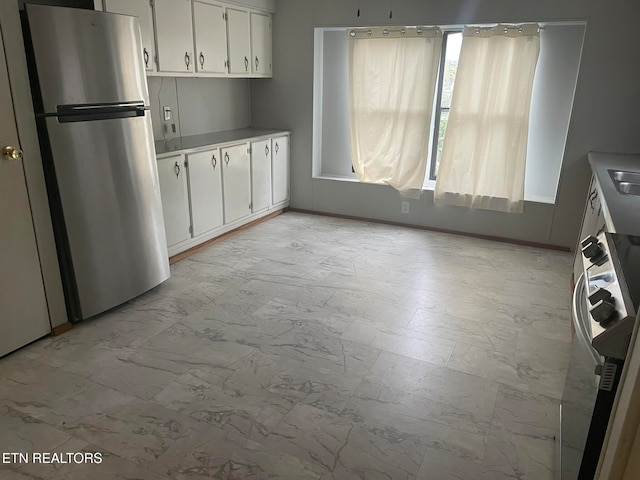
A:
148,77,251,141
250,0,640,249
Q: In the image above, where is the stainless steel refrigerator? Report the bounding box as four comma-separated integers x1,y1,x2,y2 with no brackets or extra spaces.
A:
26,4,169,321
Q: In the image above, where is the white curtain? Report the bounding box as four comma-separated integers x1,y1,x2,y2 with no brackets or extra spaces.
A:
348,27,442,193
434,24,540,213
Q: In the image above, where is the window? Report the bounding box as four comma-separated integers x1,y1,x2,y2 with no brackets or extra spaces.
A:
312,23,586,204
429,30,462,180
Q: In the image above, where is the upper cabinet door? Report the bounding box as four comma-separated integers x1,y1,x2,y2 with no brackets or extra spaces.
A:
250,12,271,76
153,0,194,73
226,7,250,75
193,1,228,74
104,0,156,72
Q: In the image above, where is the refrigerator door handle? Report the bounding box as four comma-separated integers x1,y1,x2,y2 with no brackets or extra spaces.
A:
55,103,148,123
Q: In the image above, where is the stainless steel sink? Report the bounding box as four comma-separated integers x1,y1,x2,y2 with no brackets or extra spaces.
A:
608,169,640,195
617,182,640,195
611,170,640,184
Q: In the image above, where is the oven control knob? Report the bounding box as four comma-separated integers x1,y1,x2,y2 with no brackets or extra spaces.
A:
582,240,602,259
588,288,613,306
590,299,616,324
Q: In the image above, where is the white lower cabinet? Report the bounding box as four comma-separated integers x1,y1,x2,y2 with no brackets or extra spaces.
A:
157,154,191,247
272,135,290,205
251,139,271,213
186,148,223,236
221,143,251,224
157,133,289,257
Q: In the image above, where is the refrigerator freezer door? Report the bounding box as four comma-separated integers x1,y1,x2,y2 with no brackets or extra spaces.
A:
27,5,149,112
45,114,169,319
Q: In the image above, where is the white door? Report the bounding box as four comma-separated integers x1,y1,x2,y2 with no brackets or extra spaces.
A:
250,12,271,76
154,0,194,73
226,7,250,74
104,0,156,72
272,135,290,205
193,1,227,74
157,155,191,248
221,143,251,224
251,139,271,212
0,24,50,357
187,148,223,236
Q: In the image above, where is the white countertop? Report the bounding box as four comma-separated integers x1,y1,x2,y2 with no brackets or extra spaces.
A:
589,152,640,236
154,128,291,158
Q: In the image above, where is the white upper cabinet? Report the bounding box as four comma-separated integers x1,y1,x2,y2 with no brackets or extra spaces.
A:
226,6,251,75
109,0,273,78
103,0,156,72
154,0,194,73
250,12,271,76
193,0,228,74
187,148,224,236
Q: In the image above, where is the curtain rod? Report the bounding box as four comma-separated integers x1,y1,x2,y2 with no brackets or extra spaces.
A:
467,23,542,34
349,26,442,38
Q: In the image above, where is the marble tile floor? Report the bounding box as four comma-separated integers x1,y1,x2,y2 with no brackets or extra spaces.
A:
0,212,573,480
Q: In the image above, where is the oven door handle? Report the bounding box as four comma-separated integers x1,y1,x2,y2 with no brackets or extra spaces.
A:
573,273,603,367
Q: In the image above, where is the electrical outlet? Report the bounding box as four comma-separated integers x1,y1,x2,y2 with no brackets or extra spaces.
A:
162,106,171,121
401,201,409,214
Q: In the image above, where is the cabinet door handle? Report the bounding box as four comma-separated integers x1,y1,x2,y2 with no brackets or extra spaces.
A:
224,152,230,165
255,56,259,71
199,52,205,69
212,153,217,169
143,47,150,67
185,51,191,69
174,161,181,178
265,144,269,156
589,189,598,211
244,56,249,71
275,142,279,154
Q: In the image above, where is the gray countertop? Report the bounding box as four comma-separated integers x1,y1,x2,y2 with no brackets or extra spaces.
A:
154,128,291,158
589,152,640,235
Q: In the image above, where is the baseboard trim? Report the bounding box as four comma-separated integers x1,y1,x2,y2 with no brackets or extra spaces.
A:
51,321,73,336
169,208,288,264
288,208,570,252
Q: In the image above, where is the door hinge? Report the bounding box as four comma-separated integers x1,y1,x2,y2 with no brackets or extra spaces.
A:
189,225,193,234
249,202,253,210
224,12,228,20
184,159,189,167
248,147,252,154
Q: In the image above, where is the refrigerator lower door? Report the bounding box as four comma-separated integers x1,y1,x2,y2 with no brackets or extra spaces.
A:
45,114,169,319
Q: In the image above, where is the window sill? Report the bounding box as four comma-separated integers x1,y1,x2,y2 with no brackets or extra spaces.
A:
313,174,556,205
